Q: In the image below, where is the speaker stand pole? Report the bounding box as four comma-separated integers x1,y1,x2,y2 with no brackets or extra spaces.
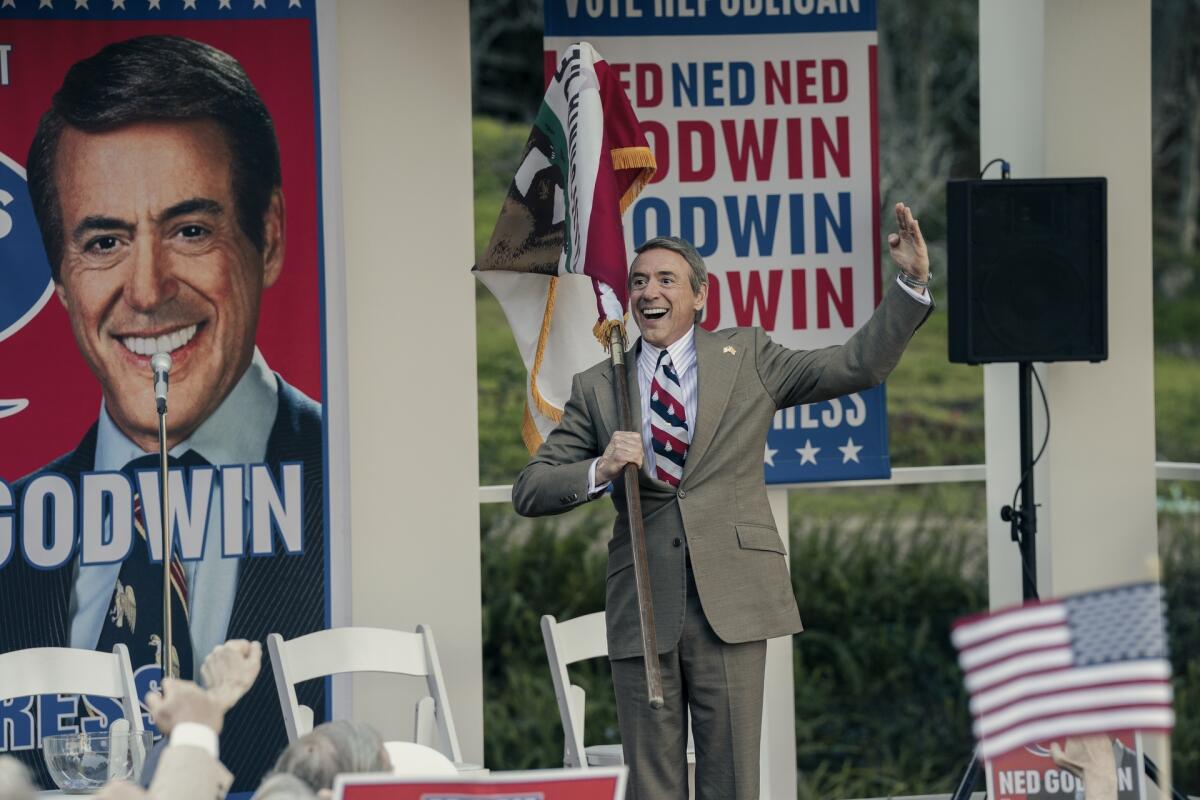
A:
1012,361,1038,603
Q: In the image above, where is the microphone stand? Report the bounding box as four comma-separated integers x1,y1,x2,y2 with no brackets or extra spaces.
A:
155,384,174,681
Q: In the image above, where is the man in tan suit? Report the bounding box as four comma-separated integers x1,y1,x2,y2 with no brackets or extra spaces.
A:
513,204,933,800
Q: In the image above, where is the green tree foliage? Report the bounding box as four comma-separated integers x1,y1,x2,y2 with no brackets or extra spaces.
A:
470,0,545,121
1161,515,1200,793
789,509,987,798
480,503,619,769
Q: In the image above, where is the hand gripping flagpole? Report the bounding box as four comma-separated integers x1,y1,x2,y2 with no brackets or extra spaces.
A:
607,325,664,709
150,352,176,680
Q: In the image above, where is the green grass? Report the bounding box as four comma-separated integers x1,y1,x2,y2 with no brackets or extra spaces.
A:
1155,349,1200,462
880,303,985,467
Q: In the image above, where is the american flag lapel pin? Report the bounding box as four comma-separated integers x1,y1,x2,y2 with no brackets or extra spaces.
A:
723,346,736,355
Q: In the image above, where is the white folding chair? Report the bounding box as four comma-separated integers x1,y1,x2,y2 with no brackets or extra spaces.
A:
0,644,146,774
0,644,144,732
267,625,464,766
383,741,458,776
540,611,694,771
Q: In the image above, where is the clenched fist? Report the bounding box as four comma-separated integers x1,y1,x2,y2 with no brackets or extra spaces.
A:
596,431,643,484
201,639,262,713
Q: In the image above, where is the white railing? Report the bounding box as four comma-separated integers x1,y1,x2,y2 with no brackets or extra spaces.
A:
479,462,1200,503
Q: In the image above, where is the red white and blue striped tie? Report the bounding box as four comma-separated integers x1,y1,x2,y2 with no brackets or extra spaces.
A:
650,350,689,487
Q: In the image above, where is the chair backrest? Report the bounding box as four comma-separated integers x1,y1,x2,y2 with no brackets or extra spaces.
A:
540,612,608,768
267,625,463,763
0,645,144,734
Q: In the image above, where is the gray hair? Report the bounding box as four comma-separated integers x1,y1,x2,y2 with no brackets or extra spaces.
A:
252,773,319,800
0,756,36,800
634,236,708,293
633,236,709,322
271,720,391,793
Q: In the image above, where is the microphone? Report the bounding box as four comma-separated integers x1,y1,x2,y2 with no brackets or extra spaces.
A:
151,352,171,414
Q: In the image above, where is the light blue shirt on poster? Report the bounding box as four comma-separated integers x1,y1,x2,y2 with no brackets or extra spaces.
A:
68,349,278,680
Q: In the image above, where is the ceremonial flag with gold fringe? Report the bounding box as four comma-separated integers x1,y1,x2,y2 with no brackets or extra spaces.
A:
474,42,655,452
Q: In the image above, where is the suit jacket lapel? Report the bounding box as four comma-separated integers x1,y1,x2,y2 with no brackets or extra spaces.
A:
596,340,640,433
683,326,741,483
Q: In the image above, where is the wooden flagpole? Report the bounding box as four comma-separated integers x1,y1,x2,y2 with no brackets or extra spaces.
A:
608,325,664,709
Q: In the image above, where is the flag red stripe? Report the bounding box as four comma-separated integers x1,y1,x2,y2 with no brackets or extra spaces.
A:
963,641,1073,677
976,677,1172,717
979,705,1176,743
957,619,1070,655
973,661,1174,714
955,599,1070,642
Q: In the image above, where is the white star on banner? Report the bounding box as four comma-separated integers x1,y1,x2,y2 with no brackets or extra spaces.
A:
288,0,300,6
39,0,53,8
796,439,820,466
1,0,16,9
74,0,87,8
182,0,196,8
838,436,863,464
764,445,778,468
147,0,160,9
218,0,230,7
112,0,125,8
252,0,265,7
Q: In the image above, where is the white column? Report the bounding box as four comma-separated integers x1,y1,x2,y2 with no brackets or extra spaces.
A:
336,0,483,765
1041,0,1157,595
978,0,1047,610
1040,4,1167,785
980,0,1166,785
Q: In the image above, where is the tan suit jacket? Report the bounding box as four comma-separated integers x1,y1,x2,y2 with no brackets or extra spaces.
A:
97,745,233,800
514,282,932,659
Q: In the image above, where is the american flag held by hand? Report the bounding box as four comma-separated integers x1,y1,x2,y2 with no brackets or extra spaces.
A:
951,582,1174,760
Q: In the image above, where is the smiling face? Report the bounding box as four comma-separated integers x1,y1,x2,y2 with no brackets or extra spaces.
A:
629,247,708,348
52,119,284,450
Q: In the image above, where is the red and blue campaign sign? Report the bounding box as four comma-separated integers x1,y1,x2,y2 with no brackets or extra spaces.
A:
545,0,889,483
0,1,336,793
336,767,628,800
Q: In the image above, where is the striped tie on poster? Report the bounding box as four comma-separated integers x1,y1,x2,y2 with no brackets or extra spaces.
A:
951,582,1174,760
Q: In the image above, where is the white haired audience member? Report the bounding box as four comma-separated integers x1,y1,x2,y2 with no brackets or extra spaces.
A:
264,720,393,798
251,772,320,800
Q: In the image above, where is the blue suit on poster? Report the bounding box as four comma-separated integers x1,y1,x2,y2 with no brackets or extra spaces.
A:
0,375,326,793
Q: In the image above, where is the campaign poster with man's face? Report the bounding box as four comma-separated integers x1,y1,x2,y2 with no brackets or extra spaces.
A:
0,2,336,792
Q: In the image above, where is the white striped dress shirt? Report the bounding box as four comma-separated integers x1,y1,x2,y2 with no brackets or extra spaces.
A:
588,326,699,493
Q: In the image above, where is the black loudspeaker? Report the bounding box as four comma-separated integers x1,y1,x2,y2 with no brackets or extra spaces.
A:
947,177,1107,364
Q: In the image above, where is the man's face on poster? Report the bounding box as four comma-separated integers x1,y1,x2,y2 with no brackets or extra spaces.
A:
51,118,285,449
